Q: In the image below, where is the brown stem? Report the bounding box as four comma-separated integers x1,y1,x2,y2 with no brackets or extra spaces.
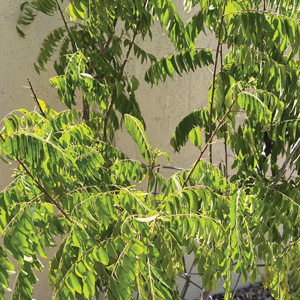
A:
103,1,148,141
0,133,73,223
55,0,81,120
27,78,47,119
208,5,226,164
55,0,76,53
224,125,228,179
82,13,119,122
83,97,89,121
145,160,155,202
200,289,212,300
55,0,90,122
102,12,118,56
220,45,228,180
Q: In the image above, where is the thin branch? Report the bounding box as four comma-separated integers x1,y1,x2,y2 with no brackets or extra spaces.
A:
54,0,85,122
20,160,73,222
231,273,242,300
102,11,119,56
220,44,228,180
82,97,89,121
208,5,226,164
83,12,119,121
270,136,300,188
183,90,242,188
145,160,155,202
55,0,76,53
103,1,148,140
0,133,73,223
27,78,47,119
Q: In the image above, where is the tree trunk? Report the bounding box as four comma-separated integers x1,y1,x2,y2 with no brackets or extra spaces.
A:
199,288,212,300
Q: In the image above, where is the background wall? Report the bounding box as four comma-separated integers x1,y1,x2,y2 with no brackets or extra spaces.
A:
1,1,247,299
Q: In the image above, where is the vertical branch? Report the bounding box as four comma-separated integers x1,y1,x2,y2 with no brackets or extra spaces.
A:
102,11,119,56
103,1,148,140
54,0,87,122
82,97,90,121
27,78,47,119
83,10,119,122
220,45,228,180
54,0,76,53
209,5,226,164
144,160,156,203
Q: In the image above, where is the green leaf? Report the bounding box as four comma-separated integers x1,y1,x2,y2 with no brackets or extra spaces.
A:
188,127,202,148
152,267,173,289
170,108,210,152
66,273,82,294
124,114,152,163
93,247,109,265
135,215,158,222
131,76,139,92
115,81,124,97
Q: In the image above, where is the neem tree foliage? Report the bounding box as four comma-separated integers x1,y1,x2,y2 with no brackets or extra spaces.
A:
1,0,300,299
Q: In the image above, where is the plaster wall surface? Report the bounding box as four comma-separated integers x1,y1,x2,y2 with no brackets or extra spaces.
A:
0,1,249,299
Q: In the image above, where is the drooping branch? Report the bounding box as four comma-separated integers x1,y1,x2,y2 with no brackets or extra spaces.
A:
27,78,47,119
0,133,73,223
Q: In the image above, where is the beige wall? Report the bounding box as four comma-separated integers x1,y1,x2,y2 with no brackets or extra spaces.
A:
1,1,247,299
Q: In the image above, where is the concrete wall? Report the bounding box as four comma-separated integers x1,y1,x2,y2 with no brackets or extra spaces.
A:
0,1,247,299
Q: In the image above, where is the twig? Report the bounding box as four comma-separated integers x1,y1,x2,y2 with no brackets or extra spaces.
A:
27,78,47,119
0,133,73,223
270,136,300,188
